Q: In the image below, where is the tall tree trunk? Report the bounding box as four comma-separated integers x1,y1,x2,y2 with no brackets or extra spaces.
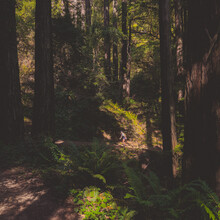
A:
104,0,111,81
159,0,177,180
0,0,24,143
120,0,129,99
32,0,54,137
112,0,118,82
81,0,86,30
76,0,82,29
127,5,131,89
85,0,91,33
63,0,71,20
183,0,220,197
174,0,184,76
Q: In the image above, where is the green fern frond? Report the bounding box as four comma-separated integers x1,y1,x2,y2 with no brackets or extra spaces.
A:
123,163,147,201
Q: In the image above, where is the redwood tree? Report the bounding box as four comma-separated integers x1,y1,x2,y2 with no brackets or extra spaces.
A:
85,0,91,33
120,0,129,99
112,0,119,82
183,0,220,196
0,0,24,143
159,0,177,179
104,0,111,81
174,0,184,76
32,0,54,137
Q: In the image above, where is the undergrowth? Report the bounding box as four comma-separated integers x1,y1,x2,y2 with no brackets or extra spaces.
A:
31,137,219,220
123,163,220,220
1,137,219,220
100,100,146,142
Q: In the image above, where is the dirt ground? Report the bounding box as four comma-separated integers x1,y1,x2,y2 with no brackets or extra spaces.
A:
0,139,162,220
0,166,80,220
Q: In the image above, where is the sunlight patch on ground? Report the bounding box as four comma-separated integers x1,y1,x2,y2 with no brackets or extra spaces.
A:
0,167,46,217
55,139,65,145
0,166,79,219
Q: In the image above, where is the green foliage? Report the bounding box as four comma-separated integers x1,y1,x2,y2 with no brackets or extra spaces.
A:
54,87,102,140
123,163,148,202
0,141,26,168
51,0,63,18
71,186,136,220
101,100,145,141
16,0,35,38
123,165,220,220
49,139,122,186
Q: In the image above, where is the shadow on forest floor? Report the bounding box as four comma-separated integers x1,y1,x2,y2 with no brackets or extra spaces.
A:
0,136,164,220
0,166,80,220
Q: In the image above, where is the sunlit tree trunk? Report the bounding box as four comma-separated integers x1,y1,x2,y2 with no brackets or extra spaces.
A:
81,0,85,30
183,0,220,197
112,0,118,82
32,0,54,137
159,0,177,180
0,0,24,143
120,0,130,99
104,0,111,81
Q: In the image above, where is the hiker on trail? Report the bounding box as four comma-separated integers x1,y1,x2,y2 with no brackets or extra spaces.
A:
119,131,127,142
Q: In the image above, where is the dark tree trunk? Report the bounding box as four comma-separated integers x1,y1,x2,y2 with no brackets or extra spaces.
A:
104,0,111,81
32,0,54,137
183,0,220,197
85,0,91,33
174,0,184,76
63,0,71,20
159,0,177,180
120,0,129,99
76,0,82,29
127,8,131,89
0,0,24,143
112,0,118,82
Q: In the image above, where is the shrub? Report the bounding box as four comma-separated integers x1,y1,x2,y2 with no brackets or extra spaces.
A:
71,186,136,220
50,139,123,187
123,164,220,220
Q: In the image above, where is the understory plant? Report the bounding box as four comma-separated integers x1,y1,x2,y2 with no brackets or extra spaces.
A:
49,139,122,186
71,186,136,220
123,163,220,220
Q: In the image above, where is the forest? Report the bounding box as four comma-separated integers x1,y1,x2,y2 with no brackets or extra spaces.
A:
0,0,220,219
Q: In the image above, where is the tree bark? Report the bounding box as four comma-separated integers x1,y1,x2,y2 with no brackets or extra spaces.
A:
104,0,111,81
174,0,184,76
120,0,129,99
76,0,82,29
159,0,177,180
183,0,220,197
112,0,118,82
85,0,91,33
127,5,132,89
0,0,24,143
63,0,71,20
32,0,54,137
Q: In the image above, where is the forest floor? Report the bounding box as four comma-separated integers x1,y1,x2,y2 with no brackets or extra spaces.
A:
0,166,80,220
0,139,162,220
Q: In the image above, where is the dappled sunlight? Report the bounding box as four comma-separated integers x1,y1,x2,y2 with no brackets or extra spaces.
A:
0,167,79,220
0,167,46,218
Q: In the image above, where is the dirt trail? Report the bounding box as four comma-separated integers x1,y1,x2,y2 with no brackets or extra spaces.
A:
0,140,162,220
0,166,80,220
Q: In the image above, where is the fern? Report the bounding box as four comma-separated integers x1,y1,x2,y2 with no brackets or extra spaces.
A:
145,171,163,195
124,165,220,220
123,162,147,202
49,139,122,186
